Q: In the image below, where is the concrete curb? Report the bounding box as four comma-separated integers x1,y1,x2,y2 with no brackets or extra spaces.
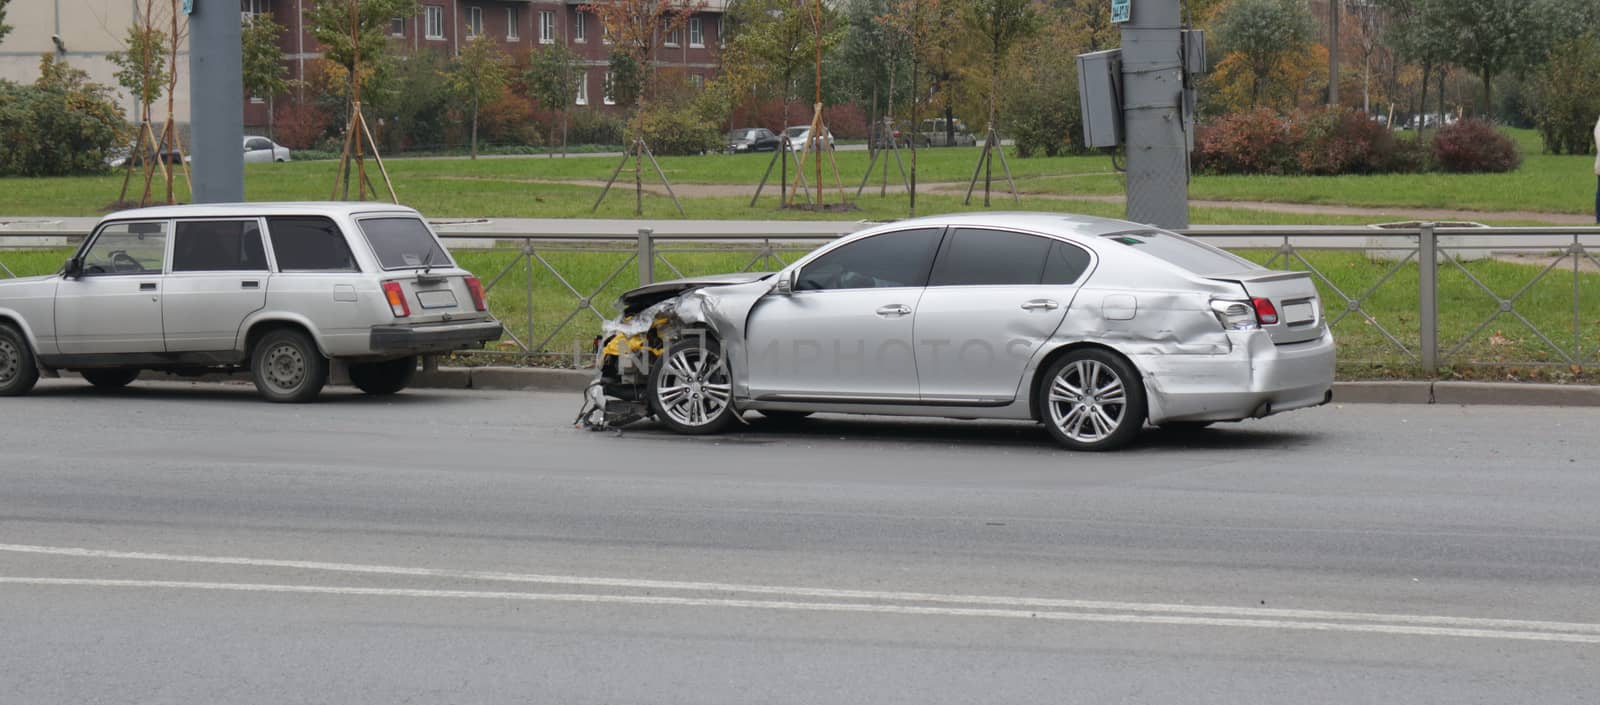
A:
407,368,1600,407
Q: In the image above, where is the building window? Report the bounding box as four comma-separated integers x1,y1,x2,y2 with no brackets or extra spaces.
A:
665,27,681,47
467,6,483,38
603,71,615,105
425,6,444,40
241,0,267,20
688,17,703,47
574,12,587,43
507,7,520,40
602,24,612,44
718,17,724,48
390,16,405,37
576,76,588,106
688,73,703,90
539,10,555,44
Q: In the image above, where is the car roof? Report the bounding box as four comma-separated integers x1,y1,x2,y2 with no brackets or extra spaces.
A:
861,211,1156,241
100,201,421,222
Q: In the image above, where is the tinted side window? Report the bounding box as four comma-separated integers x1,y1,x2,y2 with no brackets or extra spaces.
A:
796,228,944,291
173,220,269,272
266,216,358,272
1042,241,1093,285
928,228,1051,286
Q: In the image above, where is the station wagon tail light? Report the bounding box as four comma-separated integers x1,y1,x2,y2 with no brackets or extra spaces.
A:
1252,297,1280,325
1210,299,1260,331
465,276,487,312
382,281,410,318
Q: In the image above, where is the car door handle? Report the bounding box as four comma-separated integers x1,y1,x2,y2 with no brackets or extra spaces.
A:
241,280,259,289
875,304,912,318
139,282,157,292
1021,299,1059,311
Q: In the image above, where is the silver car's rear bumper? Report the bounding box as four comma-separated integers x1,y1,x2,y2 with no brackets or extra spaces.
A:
369,320,503,355
1138,329,1336,424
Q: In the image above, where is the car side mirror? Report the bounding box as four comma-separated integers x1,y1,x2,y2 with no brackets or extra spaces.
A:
62,256,82,278
773,271,795,296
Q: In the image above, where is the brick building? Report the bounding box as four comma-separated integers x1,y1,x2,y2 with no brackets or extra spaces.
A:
243,0,726,128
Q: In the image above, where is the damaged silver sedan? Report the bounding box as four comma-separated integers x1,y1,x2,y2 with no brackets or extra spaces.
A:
579,212,1335,451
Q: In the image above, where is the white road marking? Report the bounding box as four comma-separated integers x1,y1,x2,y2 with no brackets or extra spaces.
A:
0,576,1597,645
2,542,1597,640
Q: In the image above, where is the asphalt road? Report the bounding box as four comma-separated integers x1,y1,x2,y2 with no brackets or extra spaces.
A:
2,380,1597,704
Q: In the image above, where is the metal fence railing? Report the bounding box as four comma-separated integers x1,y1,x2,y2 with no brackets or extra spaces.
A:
7,222,1600,375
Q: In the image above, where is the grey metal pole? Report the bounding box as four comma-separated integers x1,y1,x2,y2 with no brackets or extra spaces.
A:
1419,222,1437,375
189,0,245,203
637,228,654,286
1119,0,1188,229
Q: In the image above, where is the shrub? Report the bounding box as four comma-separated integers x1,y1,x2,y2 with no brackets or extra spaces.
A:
1530,33,1600,156
1004,41,1085,158
567,108,624,146
827,103,868,140
1193,108,1297,174
636,104,720,156
1292,107,1401,175
1432,119,1521,173
0,56,126,177
272,100,331,150
477,94,542,145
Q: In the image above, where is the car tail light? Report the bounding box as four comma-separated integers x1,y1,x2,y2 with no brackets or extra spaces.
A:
382,281,410,318
1251,297,1279,325
464,276,487,312
1210,299,1259,330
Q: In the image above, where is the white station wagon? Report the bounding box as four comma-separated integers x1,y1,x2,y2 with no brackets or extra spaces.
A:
0,203,502,402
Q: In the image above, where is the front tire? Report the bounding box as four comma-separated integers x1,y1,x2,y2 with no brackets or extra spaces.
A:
251,329,328,403
0,325,40,397
349,356,417,396
1039,349,1147,452
81,368,140,390
649,337,737,435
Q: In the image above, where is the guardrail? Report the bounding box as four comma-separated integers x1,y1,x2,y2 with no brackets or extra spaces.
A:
7,222,1600,376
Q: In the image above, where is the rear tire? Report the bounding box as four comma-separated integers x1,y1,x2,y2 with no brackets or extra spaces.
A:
649,337,737,435
251,329,328,403
0,325,40,397
81,368,140,390
1038,348,1147,452
349,356,417,396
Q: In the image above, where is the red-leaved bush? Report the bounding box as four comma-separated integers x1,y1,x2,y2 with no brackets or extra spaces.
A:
1431,119,1521,173
1293,108,1402,175
1192,108,1298,175
272,101,331,150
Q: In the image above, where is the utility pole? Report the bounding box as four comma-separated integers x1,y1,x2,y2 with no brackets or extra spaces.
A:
189,0,245,203
1328,0,1340,106
1119,0,1188,229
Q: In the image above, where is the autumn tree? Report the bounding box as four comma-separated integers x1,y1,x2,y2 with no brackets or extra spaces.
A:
242,12,291,139
1212,0,1317,108
106,20,169,127
878,0,952,215
308,0,418,98
836,0,909,131
582,0,705,107
525,42,583,155
1442,0,1543,117
446,36,511,159
724,0,837,126
1377,0,1453,134
961,0,1036,139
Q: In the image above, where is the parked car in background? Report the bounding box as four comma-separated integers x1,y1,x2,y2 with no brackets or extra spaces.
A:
107,146,187,168
916,118,978,147
783,125,835,151
585,212,1335,451
726,128,781,153
244,136,292,163
0,203,501,402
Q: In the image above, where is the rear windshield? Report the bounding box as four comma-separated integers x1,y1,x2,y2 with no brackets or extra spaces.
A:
1103,230,1252,276
358,217,451,270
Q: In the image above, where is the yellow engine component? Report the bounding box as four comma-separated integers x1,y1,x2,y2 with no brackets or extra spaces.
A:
600,316,669,359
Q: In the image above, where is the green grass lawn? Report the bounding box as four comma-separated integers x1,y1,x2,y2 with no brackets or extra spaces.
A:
8,241,1599,380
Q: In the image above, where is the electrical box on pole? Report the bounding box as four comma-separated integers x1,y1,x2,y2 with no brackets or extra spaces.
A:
1075,0,1204,230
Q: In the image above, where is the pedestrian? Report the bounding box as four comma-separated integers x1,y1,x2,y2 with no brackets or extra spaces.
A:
1593,113,1600,224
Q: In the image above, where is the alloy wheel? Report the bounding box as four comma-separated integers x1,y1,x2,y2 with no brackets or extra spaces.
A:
1047,358,1129,444
655,346,733,428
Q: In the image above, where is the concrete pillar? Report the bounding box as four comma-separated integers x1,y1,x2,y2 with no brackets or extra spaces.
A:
189,0,244,203
1119,0,1188,229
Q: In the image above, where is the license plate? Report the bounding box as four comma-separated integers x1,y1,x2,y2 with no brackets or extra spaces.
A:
1283,301,1316,325
416,290,458,309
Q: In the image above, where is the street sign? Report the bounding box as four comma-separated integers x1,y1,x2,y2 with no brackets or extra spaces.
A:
181,0,193,15
1111,0,1131,23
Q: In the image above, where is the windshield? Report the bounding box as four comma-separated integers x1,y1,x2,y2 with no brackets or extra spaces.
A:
358,216,452,270
1103,230,1254,276
784,127,806,138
